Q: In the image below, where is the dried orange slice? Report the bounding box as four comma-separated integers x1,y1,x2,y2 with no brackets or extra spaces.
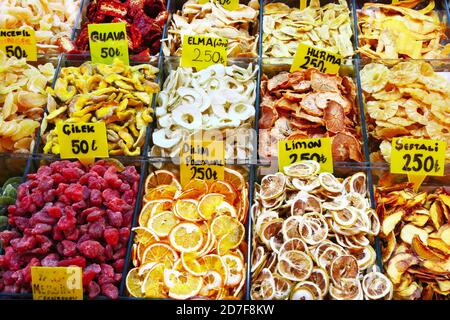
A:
145,170,181,192
217,223,245,255
222,254,244,287
198,193,226,220
210,215,239,239
147,211,179,238
169,222,204,253
224,167,245,191
184,179,208,194
132,227,159,247
209,180,236,204
141,263,167,298
174,199,202,222
181,252,207,276
199,254,228,285
126,267,144,298
144,185,178,202
176,188,205,200
142,243,178,266
164,268,203,300
139,200,173,227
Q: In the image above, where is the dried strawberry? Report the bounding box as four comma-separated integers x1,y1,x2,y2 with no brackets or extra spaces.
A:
87,281,101,299
41,253,60,267
47,206,63,219
58,256,87,268
101,283,118,300
103,228,119,247
78,240,105,259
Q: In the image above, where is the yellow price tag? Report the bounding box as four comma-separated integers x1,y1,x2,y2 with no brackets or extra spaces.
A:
181,35,228,70
180,139,225,186
0,29,37,61
291,43,342,74
392,0,399,3
278,137,333,173
390,138,446,176
197,0,239,10
300,0,308,10
88,22,129,65
31,266,83,300
56,122,109,166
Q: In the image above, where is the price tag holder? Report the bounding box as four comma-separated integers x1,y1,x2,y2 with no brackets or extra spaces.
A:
0,29,37,61
197,0,239,10
391,138,446,191
180,140,225,186
56,122,109,166
181,35,228,70
300,0,308,10
278,137,333,173
88,22,129,65
31,266,83,300
291,43,342,74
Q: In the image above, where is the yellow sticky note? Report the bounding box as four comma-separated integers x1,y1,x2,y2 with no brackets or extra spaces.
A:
181,35,228,70
31,267,83,300
278,137,333,173
56,122,109,165
88,22,129,65
180,139,225,186
0,29,37,61
300,0,308,10
390,138,446,176
291,43,342,74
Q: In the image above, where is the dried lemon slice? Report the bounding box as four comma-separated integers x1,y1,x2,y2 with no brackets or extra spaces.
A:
250,268,275,300
272,274,292,300
330,255,359,284
259,173,286,200
308,267,330,297
284,161,320,178
318,172,343,193
290,281,323,300
362,271,393,300
277,250,313,282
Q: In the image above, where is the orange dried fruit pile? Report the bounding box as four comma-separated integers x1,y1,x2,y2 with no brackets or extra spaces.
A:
258,68,363,162
376,182,450,300
251,160,392,300
126,168,249,299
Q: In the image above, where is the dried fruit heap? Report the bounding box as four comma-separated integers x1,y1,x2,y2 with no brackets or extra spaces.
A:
0,160,140,299
0,53,55,153
361,61,450,162
251,160,392,300
0,0,81,53
259,68,362,162
41,59,159,156
126,168,249,299
376,183,450,299
151,64,257,160
164,0,259,57
263,0,354,58
75,0,168,56
358,1,450,59
0,177,21,232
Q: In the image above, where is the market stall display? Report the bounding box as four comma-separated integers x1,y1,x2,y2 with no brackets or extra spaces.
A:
0,0,448,301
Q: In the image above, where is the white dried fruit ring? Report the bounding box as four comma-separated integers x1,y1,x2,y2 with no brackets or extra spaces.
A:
362,271,393,300
290,281,323,300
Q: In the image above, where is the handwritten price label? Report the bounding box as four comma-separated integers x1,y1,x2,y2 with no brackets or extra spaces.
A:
181,35,228,70
278,137,333,173
197,0,239,10
390,138,446,176
300,0,308,9
180,140,225,186
291,43,342,74
31,267,83,300
88,22,129,65
56,122,109,165
0,29,37,61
